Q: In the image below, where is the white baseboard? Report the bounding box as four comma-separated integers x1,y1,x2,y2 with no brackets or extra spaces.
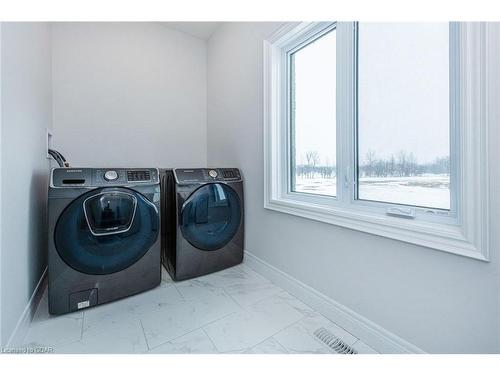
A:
244,251,425,354
6,267,47,348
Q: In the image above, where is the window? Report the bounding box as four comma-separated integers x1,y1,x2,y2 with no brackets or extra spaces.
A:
290,27,337,197
264,22,490,260
357,23,451,211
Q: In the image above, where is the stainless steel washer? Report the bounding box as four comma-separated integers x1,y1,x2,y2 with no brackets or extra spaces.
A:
160,168,244,281
48,167,161,315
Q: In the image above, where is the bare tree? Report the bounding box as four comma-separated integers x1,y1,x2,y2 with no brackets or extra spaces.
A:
303,151,320,178
407,152,418,176
364,149,377,177
397,150,408,177
357,151,449,179
305,151,320,167
388,154,396,176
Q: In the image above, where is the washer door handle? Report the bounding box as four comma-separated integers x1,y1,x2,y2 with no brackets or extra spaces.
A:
83,191,138,236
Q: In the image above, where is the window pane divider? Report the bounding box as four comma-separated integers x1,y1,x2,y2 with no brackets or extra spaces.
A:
336,22,357,206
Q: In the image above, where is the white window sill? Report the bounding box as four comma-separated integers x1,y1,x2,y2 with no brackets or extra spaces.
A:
264,197,488,261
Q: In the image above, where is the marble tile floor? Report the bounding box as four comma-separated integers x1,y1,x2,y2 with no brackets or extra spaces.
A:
22,263,378,354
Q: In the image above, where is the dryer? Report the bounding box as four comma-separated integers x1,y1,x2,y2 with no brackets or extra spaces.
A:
48,168,161,315
161,168,244,281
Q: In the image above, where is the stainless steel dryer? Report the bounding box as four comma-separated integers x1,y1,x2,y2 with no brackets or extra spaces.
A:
160,168,244,281
48,168,161,315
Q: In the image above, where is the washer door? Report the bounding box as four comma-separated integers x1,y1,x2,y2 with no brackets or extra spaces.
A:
54,187,159,275
181,183,241,251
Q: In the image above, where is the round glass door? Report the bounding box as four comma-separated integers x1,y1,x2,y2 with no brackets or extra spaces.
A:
54,187,159,275
181,183,241,251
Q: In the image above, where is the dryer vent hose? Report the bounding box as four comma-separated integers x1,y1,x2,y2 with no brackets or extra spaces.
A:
48,149,70,168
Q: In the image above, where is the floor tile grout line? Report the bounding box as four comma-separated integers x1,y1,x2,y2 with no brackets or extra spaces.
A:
194,310,241,351
236,264,324,311
139,319,150,351
237,289,285,309
272,338,290,354
198,310,239,331
277,289,318,314
172,284,186,302
220,275,289,310
251,337,289,354
201,327,221,353
241,263,282,285
247,332,291,354
221,286,245,308
230,299,312,354
268,313,308,341
235,264,252,278
145,310,238,352
236,311,307,354
80,311,85,340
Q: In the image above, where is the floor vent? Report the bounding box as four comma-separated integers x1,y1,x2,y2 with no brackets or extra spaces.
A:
314,327,358,354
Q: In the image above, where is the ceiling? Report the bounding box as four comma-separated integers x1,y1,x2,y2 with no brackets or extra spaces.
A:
161,22,222,40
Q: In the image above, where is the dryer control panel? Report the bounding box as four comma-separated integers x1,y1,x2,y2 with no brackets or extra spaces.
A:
51,168,159,188
174,168,242,184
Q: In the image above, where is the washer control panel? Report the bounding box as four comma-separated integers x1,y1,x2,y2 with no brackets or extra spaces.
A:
51,168,159,187
174,168,241,184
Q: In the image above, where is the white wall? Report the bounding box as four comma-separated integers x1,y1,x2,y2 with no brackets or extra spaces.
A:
52,23,207,168
207,22,500,353
0,22,52,346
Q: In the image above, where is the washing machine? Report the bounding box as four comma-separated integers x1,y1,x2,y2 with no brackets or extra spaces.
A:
160,168,244,281
48,168,161,315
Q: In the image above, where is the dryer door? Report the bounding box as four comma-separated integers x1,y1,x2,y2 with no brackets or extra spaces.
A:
54,187,159,275
180,183,241,251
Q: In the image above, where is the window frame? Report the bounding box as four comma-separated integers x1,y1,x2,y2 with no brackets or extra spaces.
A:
263,22,490,261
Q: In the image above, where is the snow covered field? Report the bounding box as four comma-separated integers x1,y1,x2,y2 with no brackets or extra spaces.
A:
295,174,450,209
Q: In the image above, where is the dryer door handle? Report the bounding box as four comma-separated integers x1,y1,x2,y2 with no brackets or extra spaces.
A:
83,191,138,236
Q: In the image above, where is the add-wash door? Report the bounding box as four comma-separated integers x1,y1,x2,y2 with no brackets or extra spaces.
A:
180,183,241,251
54,187,159,275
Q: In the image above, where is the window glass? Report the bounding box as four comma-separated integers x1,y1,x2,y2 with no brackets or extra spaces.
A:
55,188,159,275
290,28,337,197
357,23,450,209
181,183,241,251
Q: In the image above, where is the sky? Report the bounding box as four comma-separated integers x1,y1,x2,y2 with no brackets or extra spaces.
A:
293,22,450,167
293,29,336,166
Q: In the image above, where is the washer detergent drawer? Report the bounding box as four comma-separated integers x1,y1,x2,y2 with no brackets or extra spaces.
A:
83,191,137,236
69,288,98,311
